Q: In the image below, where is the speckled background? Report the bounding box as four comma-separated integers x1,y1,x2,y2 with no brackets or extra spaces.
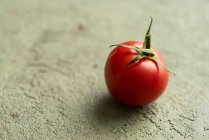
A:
0,0,209,139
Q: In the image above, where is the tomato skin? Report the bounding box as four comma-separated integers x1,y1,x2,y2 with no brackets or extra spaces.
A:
105,41,169,106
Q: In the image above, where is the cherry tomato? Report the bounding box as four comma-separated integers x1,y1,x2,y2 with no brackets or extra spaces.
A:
105,18,171,106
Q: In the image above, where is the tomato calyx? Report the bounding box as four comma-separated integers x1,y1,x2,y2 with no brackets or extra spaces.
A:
110,17,175,76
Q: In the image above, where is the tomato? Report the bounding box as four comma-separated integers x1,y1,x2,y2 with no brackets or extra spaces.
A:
104,18,172,106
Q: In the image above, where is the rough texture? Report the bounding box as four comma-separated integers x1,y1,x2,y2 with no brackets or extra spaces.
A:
0,0,209,139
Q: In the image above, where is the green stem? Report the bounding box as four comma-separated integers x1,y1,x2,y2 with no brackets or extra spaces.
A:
142,17,153,49
109,17,175,76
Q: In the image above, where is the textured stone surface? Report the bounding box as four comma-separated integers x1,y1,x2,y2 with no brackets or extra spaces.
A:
0,0,209,139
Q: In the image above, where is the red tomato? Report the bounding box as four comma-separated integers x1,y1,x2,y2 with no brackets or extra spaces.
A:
104,18,170,106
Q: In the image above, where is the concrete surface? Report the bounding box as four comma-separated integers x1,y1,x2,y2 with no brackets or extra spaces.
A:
0,0,209,139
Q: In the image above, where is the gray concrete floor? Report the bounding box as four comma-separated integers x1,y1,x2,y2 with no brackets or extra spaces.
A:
0,0,209,139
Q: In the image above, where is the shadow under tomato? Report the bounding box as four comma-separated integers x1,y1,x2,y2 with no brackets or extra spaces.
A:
91,92,155,126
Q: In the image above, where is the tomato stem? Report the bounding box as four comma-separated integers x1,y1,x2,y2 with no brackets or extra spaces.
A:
142,17,153,49
109,17,175,76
